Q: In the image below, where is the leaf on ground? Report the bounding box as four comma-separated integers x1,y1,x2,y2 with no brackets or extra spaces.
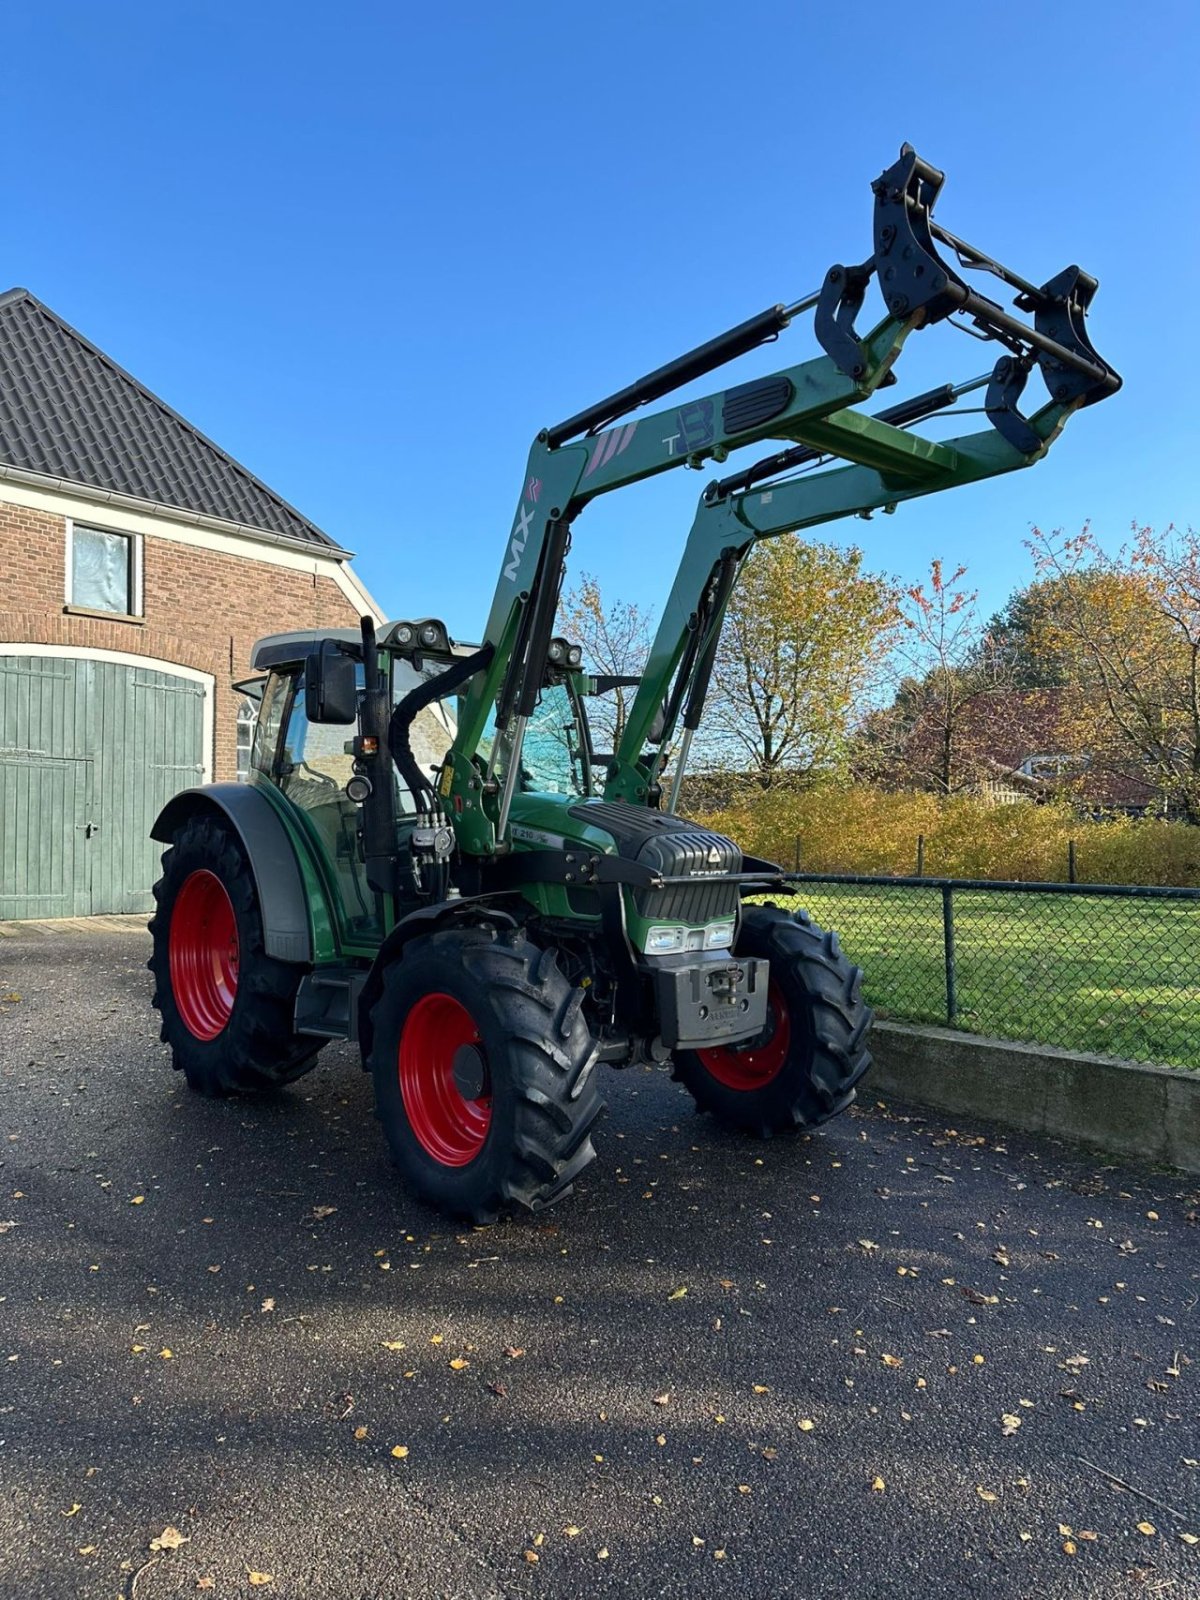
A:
149,1526,188,1550
390,1445,409,1459
1063,1354,1090,1369
798,1419,815,1432
158,1348,173,1360
430,1334,444,1345
1001,1414,1022,1435
523,1549,539,1563
504,1346,525,1358
858,1239,879,1254
752,1384,769,1394
260,1298,275,1313
130,1196,145,1206
61,1504,82,1518
353,1426,368,1440
247,1573,273,1587
488,1380,508,1398
976,1487,997,1503
668,1287,688,1301
1179,1532,1199,1546
870,1477,885,1492
1137,1521,1157,1536
881,1354,903,1369
197,1581,215,1591
653,1393,670,1406
563,1526,581,1538
448,1357,469,1370
381,1340,406,1352
312,1206,337,1220
962,1287,999,1306
1062,1539,1077,1556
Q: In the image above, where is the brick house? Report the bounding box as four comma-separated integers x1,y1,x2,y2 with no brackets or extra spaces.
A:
0,287,382,917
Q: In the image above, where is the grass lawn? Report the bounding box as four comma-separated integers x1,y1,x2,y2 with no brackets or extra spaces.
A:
769,885,1200,1070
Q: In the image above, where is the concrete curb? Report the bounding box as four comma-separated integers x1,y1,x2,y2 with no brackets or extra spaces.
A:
868,1021,1200,1175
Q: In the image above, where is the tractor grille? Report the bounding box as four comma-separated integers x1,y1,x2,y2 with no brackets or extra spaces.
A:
568,802,742,925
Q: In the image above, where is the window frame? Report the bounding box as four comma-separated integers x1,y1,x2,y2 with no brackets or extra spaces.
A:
64,519,144,619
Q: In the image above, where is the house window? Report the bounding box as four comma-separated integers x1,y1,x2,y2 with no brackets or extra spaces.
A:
68,523,142,615
236,696,258,782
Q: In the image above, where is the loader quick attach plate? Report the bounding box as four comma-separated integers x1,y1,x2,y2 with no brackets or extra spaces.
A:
654,955,769,1050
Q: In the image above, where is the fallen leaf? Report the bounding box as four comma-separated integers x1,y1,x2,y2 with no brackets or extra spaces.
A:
391,1445,409,1459
312,1206,337,1220
563,1526,581,1538
197,1581,215,1591
597,1547,609,1559
668,1287,688,1301
260,1298,275,1313
692,1536,705,1547
77,1545,97,1555
881,1354,903,1369
149,1526,189,1550
871,1477,886,1492
1063,1354,1090,1369
353,1426,368,1440
381,1340,406,1352
1001,1414,1022,1436
653,1393,670,1406
798,1419,815,1432
130,1196,145,1206
247,1574,273,1587
752,1384,769,1394
62,1504,82,1518
858,1239,879,1253
1180,1532,1199,1546
448,1357,469,1371
1138,1521,1157,1536
655,1434,666,1446
523,1550,539,1564
504,1346,525,1358
1062,1539,1077,1556
158,1348,173,1360
713,1548,727,1561
487,1380,508,1398
430,1334,444,1345
976,1487,997,1503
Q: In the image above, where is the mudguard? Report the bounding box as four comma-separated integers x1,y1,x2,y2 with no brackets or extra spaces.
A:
151,784,313,964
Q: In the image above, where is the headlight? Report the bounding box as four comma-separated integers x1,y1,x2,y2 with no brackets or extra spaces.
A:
704,921,736,950
645,925,685,954
419,623,440,647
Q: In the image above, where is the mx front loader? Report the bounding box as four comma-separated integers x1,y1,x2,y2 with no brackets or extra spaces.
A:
148,147,1119,1220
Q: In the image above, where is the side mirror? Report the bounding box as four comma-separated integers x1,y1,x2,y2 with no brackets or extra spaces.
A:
304,642,358,724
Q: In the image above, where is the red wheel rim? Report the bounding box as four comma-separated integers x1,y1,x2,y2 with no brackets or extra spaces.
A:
169,869,239,1040
398,993,492,1166
696,981,791,1091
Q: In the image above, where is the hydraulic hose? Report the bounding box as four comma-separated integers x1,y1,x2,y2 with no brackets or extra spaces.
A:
389,643,495,805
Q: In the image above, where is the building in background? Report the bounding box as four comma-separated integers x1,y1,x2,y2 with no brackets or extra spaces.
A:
0,288,381,917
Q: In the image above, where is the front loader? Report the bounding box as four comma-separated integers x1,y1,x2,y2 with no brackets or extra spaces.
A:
148,147,1120,1220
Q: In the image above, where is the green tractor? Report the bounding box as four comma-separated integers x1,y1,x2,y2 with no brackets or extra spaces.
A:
148,147,1119,1220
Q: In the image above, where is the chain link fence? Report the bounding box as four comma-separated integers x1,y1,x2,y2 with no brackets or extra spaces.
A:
773,874,1200,1070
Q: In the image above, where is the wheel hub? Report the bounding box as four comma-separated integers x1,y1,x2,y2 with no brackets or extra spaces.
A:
169,869,239,1041
398,993,492,1167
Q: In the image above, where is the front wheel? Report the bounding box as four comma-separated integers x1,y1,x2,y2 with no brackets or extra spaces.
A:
673,905,871,1136
366,927,604,1222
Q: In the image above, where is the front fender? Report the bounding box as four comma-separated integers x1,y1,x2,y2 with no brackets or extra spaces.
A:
151,784,314,965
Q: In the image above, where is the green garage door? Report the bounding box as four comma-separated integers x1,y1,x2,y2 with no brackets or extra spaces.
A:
0,655,205,919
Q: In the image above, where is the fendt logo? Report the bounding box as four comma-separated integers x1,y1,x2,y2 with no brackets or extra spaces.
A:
503,502,535,582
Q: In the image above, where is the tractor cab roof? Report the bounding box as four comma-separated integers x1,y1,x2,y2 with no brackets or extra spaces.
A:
250,625,478,672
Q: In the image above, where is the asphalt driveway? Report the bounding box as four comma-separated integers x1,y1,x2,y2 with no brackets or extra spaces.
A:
1,923,1197,1599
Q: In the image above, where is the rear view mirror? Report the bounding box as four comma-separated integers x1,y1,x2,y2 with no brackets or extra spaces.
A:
304,642,358,724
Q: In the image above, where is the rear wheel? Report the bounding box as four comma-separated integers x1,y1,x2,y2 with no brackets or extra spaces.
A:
149,814,322,1095
366,926,603,1222
674,905,871,1135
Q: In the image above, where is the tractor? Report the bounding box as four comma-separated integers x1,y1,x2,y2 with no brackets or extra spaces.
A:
148,147,1119,1220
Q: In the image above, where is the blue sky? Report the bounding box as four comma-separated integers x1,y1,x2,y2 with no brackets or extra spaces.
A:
4,1,1195,638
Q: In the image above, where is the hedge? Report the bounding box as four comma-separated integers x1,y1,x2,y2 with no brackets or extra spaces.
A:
693,783,1200,887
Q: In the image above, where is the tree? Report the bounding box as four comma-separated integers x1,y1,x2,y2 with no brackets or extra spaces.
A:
1028,523,1200,819
859,560,1026,795
557,572,654,753
699,536,898,787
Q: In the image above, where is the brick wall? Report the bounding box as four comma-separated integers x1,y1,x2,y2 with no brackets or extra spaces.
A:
0,498,365,781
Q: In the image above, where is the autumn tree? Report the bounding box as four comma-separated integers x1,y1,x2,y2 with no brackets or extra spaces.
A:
1028,523,1200,819
558,571,654,753
859,559,1027,795
698,536,898,788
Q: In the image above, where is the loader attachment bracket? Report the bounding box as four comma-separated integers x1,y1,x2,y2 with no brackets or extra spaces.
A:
814,144,1121,451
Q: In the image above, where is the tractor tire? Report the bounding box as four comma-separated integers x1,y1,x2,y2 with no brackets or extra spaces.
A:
366,925,604,1222
148,814,322,1095
673,904,871,1136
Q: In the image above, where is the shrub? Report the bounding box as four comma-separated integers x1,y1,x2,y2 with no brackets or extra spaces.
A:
694,781,1200,886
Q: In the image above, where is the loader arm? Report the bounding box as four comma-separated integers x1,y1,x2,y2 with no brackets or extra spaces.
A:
443,144,1119,850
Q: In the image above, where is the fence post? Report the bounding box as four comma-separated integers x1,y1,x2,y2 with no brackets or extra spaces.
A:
941,883,958,1025
1068,839,1076,883
916,834,925,877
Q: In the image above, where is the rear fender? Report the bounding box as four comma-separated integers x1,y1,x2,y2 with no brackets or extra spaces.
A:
151,784,315,964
